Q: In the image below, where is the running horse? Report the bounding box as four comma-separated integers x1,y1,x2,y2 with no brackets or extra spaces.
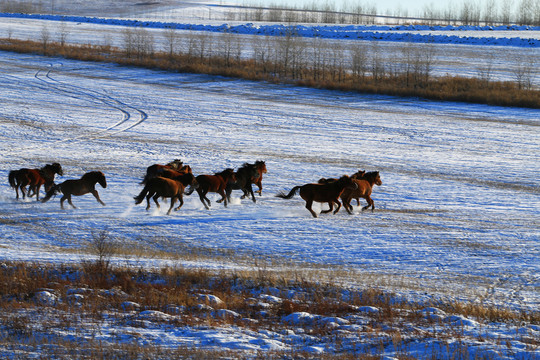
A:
41,171,107,209
134,172,197,215
276,175,357,218
8,162,63,200
318,170,366,206
223,163,260,203
186,168,236,209
140,159,187,184
252,160,267,196
341,171,382,214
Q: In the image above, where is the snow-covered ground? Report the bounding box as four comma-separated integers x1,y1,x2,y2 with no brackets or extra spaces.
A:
0,2,539,358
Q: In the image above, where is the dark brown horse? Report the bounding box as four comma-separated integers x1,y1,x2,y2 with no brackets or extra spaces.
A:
223,163,260,203
186,168,236,209
8,163,63,200
276,175,357,218
341,171,382,214
319,170,366,206
41,171,107,209
252,160,267,196
140,159,187,184
134,172,197,215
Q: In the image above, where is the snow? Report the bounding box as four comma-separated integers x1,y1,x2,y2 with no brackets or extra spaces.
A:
0,2,539,358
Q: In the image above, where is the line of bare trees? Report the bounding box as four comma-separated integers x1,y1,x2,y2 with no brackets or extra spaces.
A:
229,0,540,26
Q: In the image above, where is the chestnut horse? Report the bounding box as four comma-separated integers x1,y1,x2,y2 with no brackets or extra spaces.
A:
134,172,197,215
186,168,236,209
41,171,107,209
252,160,267,196
224,163,260,203
8,163,63,200
140,159,187,184
341,171,382,214
276,175,357,218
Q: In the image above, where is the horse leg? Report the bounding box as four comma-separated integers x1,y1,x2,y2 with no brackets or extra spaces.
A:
247,184,256,203
320,202,334,214
342,196,353,215
218,189,227,207
167,197,176,215
305,199,317,218
333,199,342,215
362,196,374,211
34,184,42,201
197,189,210,210
60,195,67,209
152,194,161,210
145,193,152,210
256,180,262,196
91,190,105,206
174,195,184,211
67,195,77,209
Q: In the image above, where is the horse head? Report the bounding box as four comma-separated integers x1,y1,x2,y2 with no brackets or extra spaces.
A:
255,160,267,174
351,170,365,179
42,163,63,177
93,171,107,188
365,171,382,186
373,172,382,186
167,159,183,169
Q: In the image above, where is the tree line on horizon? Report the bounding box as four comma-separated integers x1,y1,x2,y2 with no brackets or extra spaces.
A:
1,0,540,26
0,22,538,108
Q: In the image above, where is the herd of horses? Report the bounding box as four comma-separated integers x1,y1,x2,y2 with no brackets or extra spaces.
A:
7,159,382,218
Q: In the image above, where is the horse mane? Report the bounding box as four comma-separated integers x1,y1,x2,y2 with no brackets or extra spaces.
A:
363,171,379,180
216,168,235,176
82,171,104,181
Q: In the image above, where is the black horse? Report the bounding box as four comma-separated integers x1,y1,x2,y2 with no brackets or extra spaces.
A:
223,163,260,203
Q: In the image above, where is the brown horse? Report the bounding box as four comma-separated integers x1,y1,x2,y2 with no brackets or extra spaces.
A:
252,160,267,196
140,159,187,184
319,170,366,206
341,171,382,214
134,172,197,215
223,163,260,203
8,163,63,200
186,168,236,209
41,171,107,209
276,175,357,218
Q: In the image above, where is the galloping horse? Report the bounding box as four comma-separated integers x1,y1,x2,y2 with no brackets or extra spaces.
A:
319,170,366,206
134,172,197,215
223,163,260,203
252,160,267,196
276,175,357,218
341,171,382,214
8,163,63,200
41,171,107,209
140,159,187,184
186,168,236,209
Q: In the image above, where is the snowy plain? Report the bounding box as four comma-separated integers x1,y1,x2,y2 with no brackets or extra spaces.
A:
0,1,539,358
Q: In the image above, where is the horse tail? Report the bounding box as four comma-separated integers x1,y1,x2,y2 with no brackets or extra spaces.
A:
8,170,18,188
276,186,301,199
140,174,150,185
41,184,60,203
184,183,198,195
134,185,149,204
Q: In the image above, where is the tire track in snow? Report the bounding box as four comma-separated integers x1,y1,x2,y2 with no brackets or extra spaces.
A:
34,63,148,140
